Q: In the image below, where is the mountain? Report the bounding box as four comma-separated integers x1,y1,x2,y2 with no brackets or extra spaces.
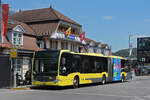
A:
113,48,137,58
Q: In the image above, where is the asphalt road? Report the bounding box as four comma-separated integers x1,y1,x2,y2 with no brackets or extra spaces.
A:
0,76,150,100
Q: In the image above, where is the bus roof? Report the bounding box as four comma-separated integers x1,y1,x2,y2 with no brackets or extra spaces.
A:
37,50,125,59
60,50,127,59
60,50,105,57
107,55,126,60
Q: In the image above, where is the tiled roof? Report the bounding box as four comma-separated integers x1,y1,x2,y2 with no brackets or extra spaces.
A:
18,35,41,51
85,38,99,46
8,19,36,36
4,20,41,51
3,35,41,51
28,22,58,36
85,38,95,44
95,42,101,46
9,7,81,26
101,44,109,48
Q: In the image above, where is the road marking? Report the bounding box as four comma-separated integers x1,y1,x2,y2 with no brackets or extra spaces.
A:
97,85,150,90
130,97,146,100
143,95,150,99
32,90,137,98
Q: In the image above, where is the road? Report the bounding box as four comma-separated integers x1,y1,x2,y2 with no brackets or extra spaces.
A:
0,76,150,100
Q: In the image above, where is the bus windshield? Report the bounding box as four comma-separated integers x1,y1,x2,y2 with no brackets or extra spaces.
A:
33,51,60,76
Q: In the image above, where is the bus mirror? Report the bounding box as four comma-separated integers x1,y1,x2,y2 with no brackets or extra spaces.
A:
62,66,67,73
33,71,36,75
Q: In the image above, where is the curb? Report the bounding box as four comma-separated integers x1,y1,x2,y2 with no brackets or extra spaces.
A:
136,76,150,78
11,87,30,90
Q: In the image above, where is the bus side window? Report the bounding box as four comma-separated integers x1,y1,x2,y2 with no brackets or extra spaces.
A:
94,61,99,73
71,60,78,72
80,56,90,73
90,56,96,73
70,55,80,73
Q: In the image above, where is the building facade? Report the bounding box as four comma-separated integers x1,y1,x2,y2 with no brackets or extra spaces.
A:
85,38,111,56
10,7,86,53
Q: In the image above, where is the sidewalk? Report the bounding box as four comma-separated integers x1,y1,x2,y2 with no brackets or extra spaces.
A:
135,75,150,79
11,85,31,90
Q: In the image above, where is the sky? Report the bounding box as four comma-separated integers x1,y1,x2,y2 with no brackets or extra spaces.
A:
4,0,150,52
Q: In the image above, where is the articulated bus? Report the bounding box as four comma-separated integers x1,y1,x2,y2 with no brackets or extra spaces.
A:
32,50,128,88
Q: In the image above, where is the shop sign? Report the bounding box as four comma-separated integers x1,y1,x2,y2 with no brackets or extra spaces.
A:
67,35,75,40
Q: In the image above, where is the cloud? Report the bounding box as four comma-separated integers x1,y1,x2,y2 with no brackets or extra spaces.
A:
144,19,150,22
102,16,113,20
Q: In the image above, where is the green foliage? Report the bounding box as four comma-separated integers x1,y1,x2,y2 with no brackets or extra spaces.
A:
113,48,137,58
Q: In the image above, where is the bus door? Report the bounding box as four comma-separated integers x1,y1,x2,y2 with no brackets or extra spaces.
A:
107,58,113,82
113,58,121,81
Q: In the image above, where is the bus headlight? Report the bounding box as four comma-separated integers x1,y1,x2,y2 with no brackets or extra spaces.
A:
53,79,60,83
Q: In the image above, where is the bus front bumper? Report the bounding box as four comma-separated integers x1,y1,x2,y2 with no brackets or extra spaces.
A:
32,79,73,86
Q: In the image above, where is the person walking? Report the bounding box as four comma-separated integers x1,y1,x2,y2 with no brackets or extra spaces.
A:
24,69,31,85
131,68,135,80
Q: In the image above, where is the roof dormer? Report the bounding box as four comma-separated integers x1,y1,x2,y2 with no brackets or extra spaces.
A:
13,25,25,33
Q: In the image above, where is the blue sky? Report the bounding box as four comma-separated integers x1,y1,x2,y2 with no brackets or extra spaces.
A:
4,0,150,52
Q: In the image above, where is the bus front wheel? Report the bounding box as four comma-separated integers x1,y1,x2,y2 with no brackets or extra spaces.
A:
73,76,79,88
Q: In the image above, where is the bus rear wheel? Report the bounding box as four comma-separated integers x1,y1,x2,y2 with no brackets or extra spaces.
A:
73,76,79,88
101,76,106,85
121,75,125,82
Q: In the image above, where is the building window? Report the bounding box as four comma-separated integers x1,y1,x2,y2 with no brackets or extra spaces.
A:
61,41,68,49
50,40,57,49
70,43,77,52
37,41,44,48
13,33,17,45
18,34,22,45
12,32,23,46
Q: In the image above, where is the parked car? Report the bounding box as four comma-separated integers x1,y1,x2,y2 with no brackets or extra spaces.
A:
141,66,150,75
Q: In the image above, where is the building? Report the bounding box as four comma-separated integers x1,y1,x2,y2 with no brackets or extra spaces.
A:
9,7,86,53
2,19,41,80
85,38,111,56
137,37,150,75
0,18,41,87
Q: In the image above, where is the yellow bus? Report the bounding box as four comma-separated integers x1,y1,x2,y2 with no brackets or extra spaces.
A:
32,50,128,88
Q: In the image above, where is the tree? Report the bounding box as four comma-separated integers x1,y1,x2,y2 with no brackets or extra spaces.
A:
113,48,137,59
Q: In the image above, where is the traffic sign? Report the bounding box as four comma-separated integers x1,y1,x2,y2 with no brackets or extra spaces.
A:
10,48,17,58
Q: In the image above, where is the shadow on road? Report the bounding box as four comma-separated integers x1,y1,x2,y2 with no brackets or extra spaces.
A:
31,81,128,91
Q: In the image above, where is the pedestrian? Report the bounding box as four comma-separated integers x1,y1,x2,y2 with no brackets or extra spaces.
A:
135,68,138,76
25,69,31,85
131,68,135,80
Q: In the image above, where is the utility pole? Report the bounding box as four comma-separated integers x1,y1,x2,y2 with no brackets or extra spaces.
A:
129,34,132,57
0,0,3,43
129,34,133,79
0,0,2,43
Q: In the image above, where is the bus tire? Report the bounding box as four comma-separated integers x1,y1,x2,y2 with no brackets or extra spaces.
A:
121,75,125,82
101,76,106,85
73,76,79,88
